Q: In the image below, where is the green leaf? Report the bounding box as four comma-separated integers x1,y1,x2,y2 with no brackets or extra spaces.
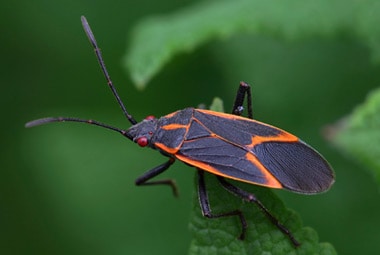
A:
188,99,336,255
209,97,224,113
188,173,336,255
124,0,380,88
330,87,380,187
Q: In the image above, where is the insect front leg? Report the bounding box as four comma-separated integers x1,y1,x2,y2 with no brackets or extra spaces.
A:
217,176,300,247
197,170,248,240
135,157,178,197
232,82,253,119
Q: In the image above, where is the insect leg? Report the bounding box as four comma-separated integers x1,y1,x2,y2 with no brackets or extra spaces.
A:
231,82,253,119
197,170,247,240
135,157,178,197
217,176,300,247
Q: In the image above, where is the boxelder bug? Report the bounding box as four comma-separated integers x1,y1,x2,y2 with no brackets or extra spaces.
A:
26,16,334,247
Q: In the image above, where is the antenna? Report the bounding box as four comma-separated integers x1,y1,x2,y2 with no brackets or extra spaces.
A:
81,16,137,125
25,117,134,140
25,16,138,139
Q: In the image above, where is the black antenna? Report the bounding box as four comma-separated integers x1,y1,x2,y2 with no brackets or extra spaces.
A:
80,16,137,125
25,117,134,140
25,16,137,139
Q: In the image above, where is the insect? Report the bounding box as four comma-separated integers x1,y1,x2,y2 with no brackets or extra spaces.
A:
26,16,334,247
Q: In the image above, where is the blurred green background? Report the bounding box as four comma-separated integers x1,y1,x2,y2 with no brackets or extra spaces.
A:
2,0,380,254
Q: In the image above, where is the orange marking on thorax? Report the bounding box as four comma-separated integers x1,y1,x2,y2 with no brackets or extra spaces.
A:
163,110,180,119
154,142,179,154
161,123,188,130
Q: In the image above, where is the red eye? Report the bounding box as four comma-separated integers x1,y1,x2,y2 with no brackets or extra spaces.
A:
145,115,155,120
136,137,148,147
